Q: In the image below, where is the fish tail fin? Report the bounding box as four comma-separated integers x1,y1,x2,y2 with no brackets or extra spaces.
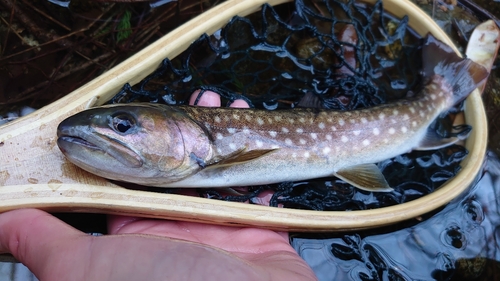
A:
422,34,489,105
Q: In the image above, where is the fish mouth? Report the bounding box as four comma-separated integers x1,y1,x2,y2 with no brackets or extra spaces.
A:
58,136,101,151
57,127,143,168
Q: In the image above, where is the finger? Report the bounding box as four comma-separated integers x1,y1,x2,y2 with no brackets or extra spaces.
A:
109,218,292,253
229,99,250,108
189,90,221,107
109,219,316,281
0,209,89,278
0,210,270,281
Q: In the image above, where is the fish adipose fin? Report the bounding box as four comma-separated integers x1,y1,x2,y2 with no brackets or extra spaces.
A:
335,164,393,192
422,34,489,105
414,128,460,151
207,148,278,169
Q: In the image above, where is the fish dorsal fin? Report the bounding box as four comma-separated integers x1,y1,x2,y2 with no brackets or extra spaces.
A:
297,92,324,109
207,148,278,169
414,128,460,151
335,164,393,192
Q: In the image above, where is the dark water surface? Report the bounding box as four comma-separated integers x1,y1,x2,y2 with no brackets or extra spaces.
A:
292,151,500,280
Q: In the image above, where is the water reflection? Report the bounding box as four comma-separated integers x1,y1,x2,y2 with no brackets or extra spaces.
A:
292,151,500,280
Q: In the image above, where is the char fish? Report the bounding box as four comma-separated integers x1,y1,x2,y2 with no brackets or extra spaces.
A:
57,35,488,192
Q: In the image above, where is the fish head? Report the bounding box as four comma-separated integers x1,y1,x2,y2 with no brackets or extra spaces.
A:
57,103,212,186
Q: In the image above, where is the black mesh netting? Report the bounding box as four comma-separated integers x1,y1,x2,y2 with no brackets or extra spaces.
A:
109,0,469,211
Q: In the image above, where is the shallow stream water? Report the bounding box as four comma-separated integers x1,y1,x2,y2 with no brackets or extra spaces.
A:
292,151,500,280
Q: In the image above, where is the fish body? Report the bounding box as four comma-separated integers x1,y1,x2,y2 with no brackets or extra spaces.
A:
57,35,488,192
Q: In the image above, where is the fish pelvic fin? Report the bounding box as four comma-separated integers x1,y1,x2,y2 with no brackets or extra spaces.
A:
422,34,489,106
335,164,393,192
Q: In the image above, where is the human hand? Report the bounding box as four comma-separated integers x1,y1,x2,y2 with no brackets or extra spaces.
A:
0,91,317,281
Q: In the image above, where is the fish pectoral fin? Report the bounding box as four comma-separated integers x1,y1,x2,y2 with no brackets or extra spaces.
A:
335,164,393,192
414,129,460,151
207,148,278,169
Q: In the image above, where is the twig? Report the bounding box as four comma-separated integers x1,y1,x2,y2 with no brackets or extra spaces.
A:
20,0,71,32
3,52,114,104
0,0,16,57
0,0,74,48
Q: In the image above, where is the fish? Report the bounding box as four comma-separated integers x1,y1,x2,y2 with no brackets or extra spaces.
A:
56,34,489,192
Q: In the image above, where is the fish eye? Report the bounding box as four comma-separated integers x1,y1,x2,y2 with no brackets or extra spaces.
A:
110,113,136,134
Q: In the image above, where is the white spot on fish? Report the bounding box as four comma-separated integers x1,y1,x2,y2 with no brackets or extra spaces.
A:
412,121,417,127
323,147,331,154
227,128,236,134
233,114,240,120
274,115,282,121
299,139,307,145
245,115,251,121
339,119,345,126
243,127,250,134
362,139,370,146
438,91,444,97
299,117,306,123
409,107,416,114
391,119,397,124
288,119,295,124
341,136,349,143
296,128,304,133
403,114,409,120
430,94,437,100
393,109,399,116
388,128,395,134
318,122,325,129
383,139,389,144
373,128,380,135
217,147,222,153
229,143,237,150
353,130,361,136
255,140,263,148
292,153,297,158
214,116,221,123
350,119,356,124
282,127,289,133
418,102,424,107
269,131,277,138
326,134,332,140
327,118,333,123
216,133,223,140
379,113,385,120
224,116,230,122
401,126,407,133
285,138,293,145
271,145,279,149
361,117,368,124
331,126,337,131
304,152,310,158
430,84,438,90
257,117,264,126
419,111,425,117
267,118,273,124
310,133,318,139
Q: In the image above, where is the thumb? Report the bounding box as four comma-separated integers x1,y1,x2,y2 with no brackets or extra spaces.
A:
0,209,89,278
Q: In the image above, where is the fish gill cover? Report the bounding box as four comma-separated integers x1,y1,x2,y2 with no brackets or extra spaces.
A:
110,0,469,211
